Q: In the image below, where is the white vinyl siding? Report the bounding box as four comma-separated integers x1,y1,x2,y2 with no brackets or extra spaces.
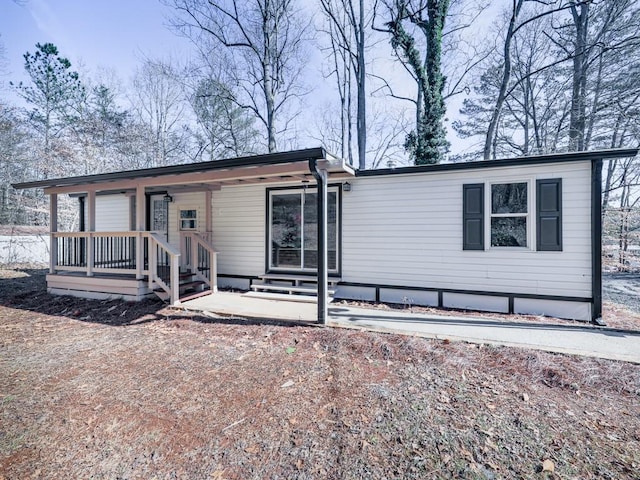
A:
93,194,130,231
211,184,266,276
341,161,592,298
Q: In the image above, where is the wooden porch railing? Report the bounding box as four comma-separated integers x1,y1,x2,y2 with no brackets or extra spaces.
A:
52,231,147,276
181,232,218,292
148,232,181,305
51,231,183,306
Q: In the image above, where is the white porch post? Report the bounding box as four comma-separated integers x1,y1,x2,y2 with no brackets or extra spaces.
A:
86,190,96,276
136,184,145,279
205,189,213,242
49,193,58,274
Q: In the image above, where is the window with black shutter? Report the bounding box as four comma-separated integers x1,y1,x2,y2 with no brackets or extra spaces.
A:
536,178,562,251
463,183,484,250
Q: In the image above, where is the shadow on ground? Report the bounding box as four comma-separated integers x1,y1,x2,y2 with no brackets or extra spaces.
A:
0,267,306,329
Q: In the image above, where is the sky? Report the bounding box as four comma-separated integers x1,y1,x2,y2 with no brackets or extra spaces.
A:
0,0,494,158
1,0,192,89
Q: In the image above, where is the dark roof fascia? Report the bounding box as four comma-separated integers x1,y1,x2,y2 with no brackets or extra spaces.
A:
355,148,639,178
12,147,327,190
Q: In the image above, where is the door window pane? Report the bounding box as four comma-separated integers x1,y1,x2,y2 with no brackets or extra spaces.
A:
271,194,301,268
152,200,168,232
302,192,337,270
303,193,317,269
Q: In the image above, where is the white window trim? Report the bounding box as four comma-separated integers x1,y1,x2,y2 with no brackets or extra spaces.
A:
485,179,535,251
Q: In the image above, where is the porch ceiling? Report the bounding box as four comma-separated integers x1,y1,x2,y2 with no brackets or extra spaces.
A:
12,148,355,195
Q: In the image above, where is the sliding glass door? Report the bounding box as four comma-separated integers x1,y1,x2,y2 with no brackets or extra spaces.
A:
269,187,339,272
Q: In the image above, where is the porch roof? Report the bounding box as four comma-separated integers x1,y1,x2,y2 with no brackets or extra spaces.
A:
12,147,355,195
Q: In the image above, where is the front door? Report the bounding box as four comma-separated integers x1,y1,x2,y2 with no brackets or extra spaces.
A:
150,195,169,241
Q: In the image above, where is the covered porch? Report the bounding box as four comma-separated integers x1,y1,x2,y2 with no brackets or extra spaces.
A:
13,148,355,323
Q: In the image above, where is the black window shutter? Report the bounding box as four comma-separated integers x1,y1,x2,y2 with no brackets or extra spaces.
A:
537,178,562,251
463,183,484,250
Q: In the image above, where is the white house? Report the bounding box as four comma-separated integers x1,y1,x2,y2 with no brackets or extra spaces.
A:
13,147,638,323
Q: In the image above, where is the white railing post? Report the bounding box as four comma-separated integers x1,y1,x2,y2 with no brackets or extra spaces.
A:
49,194,58,274
190,234,197,273
171,253,180,305
211,251,218,292
87,232,94,277
148,237,156,290
87,191,96,277
136,231,144,280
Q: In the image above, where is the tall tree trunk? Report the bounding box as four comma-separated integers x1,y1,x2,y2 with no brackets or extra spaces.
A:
568,1,589,151
356,0,366,170
602,113,623,217
484,0,524,160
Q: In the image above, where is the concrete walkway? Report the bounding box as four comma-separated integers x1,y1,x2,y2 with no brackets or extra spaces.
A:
327,305,640,364
182,292,640,364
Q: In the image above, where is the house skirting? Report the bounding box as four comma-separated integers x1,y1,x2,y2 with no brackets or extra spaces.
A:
335,282,592,322
217,275,592,322
46,273,154,302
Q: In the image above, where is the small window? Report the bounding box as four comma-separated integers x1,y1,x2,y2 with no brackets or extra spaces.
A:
490,183,528,247
179,209,197,230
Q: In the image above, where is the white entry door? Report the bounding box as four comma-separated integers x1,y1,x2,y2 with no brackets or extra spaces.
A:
150,195,169,240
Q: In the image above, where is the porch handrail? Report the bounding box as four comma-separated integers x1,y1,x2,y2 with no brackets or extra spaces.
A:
181,231,218,292
148,232,181,306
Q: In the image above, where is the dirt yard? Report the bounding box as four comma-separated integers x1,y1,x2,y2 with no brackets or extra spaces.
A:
1,267,639,479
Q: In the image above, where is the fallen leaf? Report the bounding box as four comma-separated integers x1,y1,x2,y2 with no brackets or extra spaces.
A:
281,380,295,388
485,437,498,451
244,445,260,454
542,459,555,473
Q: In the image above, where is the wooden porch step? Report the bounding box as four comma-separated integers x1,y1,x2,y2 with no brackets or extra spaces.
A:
180,280,206,292
251,283,335,296
179,289,213,302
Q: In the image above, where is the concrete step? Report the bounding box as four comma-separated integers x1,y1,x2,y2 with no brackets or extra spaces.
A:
259,273,340,286
251,283,336,296
243,290,334,304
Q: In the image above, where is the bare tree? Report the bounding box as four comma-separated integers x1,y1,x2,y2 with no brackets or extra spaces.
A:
184,63,261,159
130,59,189,167
319,0,368,169
167,0,309,153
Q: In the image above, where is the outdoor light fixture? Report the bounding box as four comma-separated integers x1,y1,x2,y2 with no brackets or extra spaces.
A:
163,193,173,203
342,182,352,192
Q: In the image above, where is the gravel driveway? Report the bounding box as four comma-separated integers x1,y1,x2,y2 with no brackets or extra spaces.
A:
603,273,640,313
